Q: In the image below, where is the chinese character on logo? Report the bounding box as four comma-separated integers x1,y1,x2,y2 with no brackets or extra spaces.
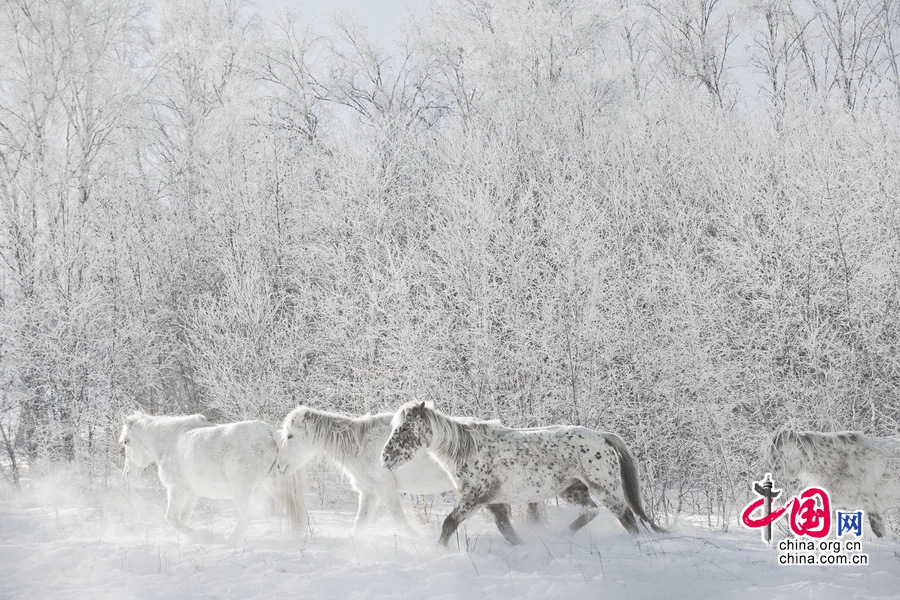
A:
741,473,785,544
788,487,831,538
741,476,832,539
836,511,864,538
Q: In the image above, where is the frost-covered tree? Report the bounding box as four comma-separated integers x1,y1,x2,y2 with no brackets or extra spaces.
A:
0,0,898,528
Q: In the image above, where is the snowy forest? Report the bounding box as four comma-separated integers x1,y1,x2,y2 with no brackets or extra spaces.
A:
1,0,899,527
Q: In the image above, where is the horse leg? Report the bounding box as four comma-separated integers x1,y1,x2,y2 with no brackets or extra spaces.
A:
179,494,198,525
586,481,639,534
560,480,600,533
485,504,523,545
380,488,416,533
230,493,252,544
438,496,480,547
523,502,548,526
165,488,192,534
354,492,378,532
868,511,884,538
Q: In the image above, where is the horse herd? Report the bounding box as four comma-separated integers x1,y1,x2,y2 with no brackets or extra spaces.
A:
119,402,899,545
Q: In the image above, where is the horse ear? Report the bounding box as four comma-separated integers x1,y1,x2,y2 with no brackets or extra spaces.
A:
417,401,426,411
291,406,309,427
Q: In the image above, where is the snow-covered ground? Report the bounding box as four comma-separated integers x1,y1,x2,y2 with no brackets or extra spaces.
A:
1,470,898,600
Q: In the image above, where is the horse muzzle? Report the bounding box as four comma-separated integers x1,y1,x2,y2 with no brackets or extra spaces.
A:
380,451,397,471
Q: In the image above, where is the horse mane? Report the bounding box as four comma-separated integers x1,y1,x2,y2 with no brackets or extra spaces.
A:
121,412,213,451
126,412,210,429
285,406,388,463
395,401,501,464
773,429,864,453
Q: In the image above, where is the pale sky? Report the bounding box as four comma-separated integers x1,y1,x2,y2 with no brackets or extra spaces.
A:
292,0,428,43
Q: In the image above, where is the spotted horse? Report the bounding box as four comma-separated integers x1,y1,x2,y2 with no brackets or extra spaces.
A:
381,401,668,546
767,429,900,537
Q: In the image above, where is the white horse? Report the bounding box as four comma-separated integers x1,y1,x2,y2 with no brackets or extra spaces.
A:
120,412,307,542
275,406,549,532
381,401,667,546
275,406,456,532
767,429,900,537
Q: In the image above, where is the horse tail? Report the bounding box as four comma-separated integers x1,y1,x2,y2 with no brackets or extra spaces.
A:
275,467,309,533
605,432,669,534
267,427,308,533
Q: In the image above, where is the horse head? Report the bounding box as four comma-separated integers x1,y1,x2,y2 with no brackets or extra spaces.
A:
276,406,316,475
119,413,154,477
381,401,432,471
767,429,805,481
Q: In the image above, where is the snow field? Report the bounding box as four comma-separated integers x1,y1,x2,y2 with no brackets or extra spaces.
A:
1,472,899,600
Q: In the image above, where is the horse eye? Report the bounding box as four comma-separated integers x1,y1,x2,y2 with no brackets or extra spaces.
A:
287,434,294,440
123,439,129,445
